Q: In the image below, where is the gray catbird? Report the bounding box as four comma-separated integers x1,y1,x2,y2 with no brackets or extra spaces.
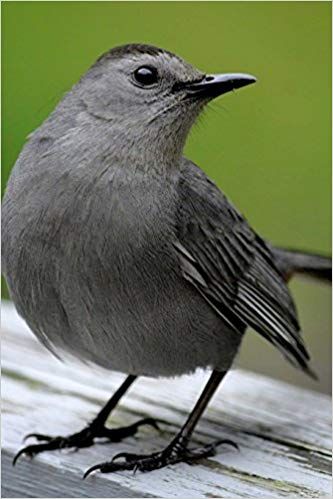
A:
2,43,331,475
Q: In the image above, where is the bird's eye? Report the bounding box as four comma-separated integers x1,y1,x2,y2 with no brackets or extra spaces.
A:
134,66,158,86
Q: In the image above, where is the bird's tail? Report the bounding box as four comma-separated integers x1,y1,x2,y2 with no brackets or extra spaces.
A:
272,247,332,283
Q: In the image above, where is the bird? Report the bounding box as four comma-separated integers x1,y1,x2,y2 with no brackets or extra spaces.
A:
2,43,331,475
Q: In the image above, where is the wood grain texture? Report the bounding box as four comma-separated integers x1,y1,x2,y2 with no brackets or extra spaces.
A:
2,301,331,498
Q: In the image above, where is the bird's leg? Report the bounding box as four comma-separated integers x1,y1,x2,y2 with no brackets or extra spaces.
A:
13,375,159,465
84,370,237,476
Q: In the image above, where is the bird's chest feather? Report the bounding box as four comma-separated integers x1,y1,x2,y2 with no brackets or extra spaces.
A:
55,168,179,286
3,162,241,376
4,165,181,340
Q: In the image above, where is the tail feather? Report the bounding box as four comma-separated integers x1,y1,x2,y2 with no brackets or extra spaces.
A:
272,247,332,283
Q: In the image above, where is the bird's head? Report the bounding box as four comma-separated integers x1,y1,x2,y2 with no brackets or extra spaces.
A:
76,44,256,162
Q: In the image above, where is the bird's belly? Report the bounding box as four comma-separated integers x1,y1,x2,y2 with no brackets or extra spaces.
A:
57,269,242,377
9,246,242,377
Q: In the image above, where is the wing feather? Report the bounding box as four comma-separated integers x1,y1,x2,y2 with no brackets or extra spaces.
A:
176,159,314,376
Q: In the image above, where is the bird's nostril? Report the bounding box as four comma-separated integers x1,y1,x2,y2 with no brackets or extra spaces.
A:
205,76,215,82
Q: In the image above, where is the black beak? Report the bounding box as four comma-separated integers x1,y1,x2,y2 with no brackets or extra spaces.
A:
186,73,257,99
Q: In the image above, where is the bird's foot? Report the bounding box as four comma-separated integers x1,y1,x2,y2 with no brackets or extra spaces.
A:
13,417,160,465
84,435,238,476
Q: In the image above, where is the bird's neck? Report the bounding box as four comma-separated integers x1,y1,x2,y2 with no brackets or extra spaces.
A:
75,114,186,174
108,125,185,172
37,96,186,175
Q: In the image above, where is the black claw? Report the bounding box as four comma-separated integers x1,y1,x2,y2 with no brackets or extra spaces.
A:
218,438,239,451
138,417,161,432
13,446,35,466
111,451,129,462
187,438,238,460
111,451,148,463
83,463,103,479
23,433,52,443
23,433,34,443
13,449,26,466
84,460,132,478
13,439,67,466
83,437,239,476
14,416,159,463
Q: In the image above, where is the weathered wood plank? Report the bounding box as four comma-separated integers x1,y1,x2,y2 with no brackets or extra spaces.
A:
1,301,331,498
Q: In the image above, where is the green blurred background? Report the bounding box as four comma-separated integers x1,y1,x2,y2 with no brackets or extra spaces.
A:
2,2,331,393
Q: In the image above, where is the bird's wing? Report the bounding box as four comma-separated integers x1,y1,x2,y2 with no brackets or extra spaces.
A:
175,159,313,376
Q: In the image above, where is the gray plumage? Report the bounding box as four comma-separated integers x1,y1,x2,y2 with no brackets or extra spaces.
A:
2,43,330,381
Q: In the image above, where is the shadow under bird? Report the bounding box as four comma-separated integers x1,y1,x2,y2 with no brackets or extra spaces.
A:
2,43,331,475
